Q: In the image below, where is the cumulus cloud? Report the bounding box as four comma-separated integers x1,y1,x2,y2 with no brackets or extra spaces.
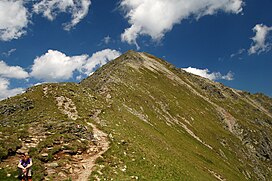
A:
33,0,91,30
0,78,24,100
82,49,121,75
0,49,120,99
182,67,234,81
0,61,29,79
120,0,244,48
30,50,88,82
0,0,91,41
0,59,28,100
30,49,121,82
248,24,272,55
0,0,29,41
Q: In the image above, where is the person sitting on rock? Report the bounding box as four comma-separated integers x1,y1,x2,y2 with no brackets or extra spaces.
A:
18,153,33,181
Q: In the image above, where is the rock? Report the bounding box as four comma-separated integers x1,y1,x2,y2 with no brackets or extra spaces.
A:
121,165,127,172
31,137,38,141
28,143,37,148
47,162,59,168
53,140,61,144
45,132,52,136
25,139,32,143
63,150,75,154
73,155,83,160
121,140,127,144
41,153,49,157
106,94,112,99
69,167,73,174
97,171,103,175
58,172,66,178
131,176,139,180
16,147,28,154
74,168,80,173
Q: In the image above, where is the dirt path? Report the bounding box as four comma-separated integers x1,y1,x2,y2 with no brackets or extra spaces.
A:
74,122,110,181
55,96,110,180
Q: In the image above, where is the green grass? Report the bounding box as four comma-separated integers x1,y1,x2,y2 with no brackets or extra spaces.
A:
84,59,268,180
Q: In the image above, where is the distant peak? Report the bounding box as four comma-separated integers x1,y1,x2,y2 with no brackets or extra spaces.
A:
118,50,144,62
124,50,139,55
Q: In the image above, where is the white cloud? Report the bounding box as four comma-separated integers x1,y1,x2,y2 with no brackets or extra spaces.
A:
230,48,245,58
0,0,29,41
76,75,83,81
120,0,243,47
248,24,272,55
0,61,29,79
103,35,111,44
82,49,121,75
182,67,234,81
0,49,121,99
33,0,91,30
0,78,24,100
2,48,17,57
30,49,121,82
30,50,88,81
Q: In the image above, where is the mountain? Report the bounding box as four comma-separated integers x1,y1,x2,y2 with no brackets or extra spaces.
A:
0,50,271,180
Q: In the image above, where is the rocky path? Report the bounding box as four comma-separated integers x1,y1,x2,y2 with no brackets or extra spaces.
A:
74,122,110,181
1,95,110,181
56,95,110,180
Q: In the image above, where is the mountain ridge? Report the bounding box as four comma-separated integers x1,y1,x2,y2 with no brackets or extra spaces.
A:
0,51,271,180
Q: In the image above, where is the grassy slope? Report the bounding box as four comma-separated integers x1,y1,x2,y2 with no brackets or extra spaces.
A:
81,51,271,180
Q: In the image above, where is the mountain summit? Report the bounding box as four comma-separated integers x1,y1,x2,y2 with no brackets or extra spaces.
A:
0,51,271,180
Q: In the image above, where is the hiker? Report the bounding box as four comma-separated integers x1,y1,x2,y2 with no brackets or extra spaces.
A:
18,153,33,181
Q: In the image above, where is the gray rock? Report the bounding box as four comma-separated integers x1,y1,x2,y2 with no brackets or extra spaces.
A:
58,172,66,178
69,167,73,174
47,162,59,168
41,153,49,157
16,147,28,154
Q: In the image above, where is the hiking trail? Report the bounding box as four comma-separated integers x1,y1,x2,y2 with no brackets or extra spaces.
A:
73,122,109,181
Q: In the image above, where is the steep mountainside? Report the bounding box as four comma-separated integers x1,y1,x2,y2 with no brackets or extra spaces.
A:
0,50,271,180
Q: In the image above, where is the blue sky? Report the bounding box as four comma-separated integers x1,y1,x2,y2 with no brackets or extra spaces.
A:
0,0,271,100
